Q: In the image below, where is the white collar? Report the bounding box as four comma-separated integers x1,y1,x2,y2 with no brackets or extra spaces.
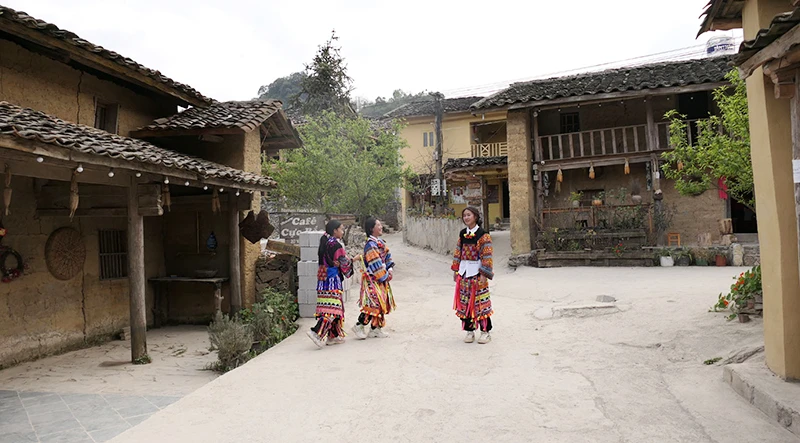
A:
466,225,479,235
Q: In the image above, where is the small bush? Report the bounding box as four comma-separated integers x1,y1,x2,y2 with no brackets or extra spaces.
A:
207,312,254,372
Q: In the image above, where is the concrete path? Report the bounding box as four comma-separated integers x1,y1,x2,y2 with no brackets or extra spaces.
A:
92,232,797,442
0,327,216,442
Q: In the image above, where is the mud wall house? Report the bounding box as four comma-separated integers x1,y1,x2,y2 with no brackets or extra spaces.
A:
697,0,800,383
468,56,746,257
0,6,300,367
388,97,509,225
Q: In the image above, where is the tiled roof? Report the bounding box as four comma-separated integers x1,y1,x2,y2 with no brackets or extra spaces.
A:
444,156,507,171
698,0,746,36
735,9,800,66
385,97,482,119
0,102,275,189
138,100,283,133
472,56,733,110
0,5,212,106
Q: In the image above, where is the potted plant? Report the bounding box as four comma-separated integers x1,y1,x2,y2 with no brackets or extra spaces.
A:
569,191,583,208
712,265,762,321
631,183,642,205
656,248,674,267
674,250,692,266
592,192,604,207
692,249,709,266
715,252,727,267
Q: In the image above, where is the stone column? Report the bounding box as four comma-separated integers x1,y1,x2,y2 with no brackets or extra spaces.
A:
507,109,535,255
743,0,800,379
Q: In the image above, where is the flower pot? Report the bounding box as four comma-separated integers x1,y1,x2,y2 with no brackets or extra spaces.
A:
738,313,751,323
592,199,603,207
676,256,691,266
659,256,674,267
572,200,580,208
746,299,755,310
695,258,708,266
715,255,727,267
631,195,643,205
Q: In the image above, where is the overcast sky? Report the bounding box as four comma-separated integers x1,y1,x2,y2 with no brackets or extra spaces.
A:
7,0,737,102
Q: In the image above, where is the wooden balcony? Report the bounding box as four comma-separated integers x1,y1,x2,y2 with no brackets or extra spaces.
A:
537,120,699,168
470,142,508,158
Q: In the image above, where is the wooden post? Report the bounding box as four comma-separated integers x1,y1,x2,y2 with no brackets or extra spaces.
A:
645,96,656,151
127,177,147,362
433,92,445,211
480,176,490,232
229,197,242,315
533,111,544,238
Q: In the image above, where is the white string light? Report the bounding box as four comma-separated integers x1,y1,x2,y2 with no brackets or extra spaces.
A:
164,177,169,184
203,185,208,191
108,168,115,178
36,157,43,163
135,172,142,178
76,164,84,173
184,181,190,186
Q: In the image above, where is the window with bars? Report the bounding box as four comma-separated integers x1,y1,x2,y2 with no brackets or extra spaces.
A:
99,230,128,280
423,131,434,147
559,112,580,134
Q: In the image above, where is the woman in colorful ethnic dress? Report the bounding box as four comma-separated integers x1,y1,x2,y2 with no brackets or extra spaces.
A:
452,207,494,344
352,217,396,339
306,220,353,348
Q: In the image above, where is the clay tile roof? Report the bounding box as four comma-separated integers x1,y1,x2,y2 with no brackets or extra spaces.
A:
385,96,483,119
0,5,213,106
138,100,284,133
444,156,507,171
698,0,747,37
471,56,733,111
735,9,800,66
0,101,275,189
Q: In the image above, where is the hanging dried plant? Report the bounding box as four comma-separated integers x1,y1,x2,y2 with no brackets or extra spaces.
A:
3,165,11,216
212,189,221,213
556,167,563,183
69,171,79,220
589,164,595,180
624,158,630,175
161,183,171,212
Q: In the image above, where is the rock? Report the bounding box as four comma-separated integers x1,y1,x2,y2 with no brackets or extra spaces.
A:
509,253,532,268
596,295,617,303
732,243,745,267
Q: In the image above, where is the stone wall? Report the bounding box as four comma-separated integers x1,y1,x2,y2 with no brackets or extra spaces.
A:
403,216,463,256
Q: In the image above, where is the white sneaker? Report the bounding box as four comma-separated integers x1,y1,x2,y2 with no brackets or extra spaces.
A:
326,336,345,345
306,330,325,348
368,328,389,338
478,331,491,344
351,324,368,340
464,331,475,343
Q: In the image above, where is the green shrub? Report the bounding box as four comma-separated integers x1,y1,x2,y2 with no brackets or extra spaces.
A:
207,312,254,372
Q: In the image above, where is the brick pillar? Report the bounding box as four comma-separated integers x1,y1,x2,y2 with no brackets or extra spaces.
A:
507,109,535,255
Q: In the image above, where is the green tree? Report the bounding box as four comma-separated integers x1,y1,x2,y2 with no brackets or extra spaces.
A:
257,72,306,105
661,70,754,211
267,111,409,219
290,31,354,117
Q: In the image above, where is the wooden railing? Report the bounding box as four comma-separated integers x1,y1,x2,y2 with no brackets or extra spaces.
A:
538,120,699,162
470,142,508,158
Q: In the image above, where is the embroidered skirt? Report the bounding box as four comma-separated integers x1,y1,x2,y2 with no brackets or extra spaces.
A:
359,275,396,319
314,267,345,337
453,274,493,324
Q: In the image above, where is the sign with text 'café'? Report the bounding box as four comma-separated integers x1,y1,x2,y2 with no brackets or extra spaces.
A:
278,213,324,243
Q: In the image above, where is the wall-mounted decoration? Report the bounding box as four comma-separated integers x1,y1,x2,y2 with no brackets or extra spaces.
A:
45,227,85,281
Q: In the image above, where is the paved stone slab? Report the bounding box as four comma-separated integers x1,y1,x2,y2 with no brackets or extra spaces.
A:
725,361,800,438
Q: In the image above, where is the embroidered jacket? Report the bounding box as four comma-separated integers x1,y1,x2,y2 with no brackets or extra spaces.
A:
319,236,353,280
364,236,394,282
451,227,493,279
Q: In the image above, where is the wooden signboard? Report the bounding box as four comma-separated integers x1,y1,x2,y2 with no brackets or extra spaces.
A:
278,213,325,243
266,239,300,257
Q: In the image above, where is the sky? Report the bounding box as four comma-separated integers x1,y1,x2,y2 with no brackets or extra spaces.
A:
6,0,739,103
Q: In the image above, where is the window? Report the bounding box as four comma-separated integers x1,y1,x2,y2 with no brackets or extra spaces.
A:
99,230,128,280
94,100,119,134
559,112,580,134
423,131,435,147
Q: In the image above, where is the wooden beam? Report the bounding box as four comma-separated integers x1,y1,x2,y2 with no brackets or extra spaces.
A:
229,198,242,315
129,127,244,139
740,24,800,79
645,97,657,151
0,20,208,107
127,177,148,362
37,208,127,218
709,17,743,32
541,153,656,172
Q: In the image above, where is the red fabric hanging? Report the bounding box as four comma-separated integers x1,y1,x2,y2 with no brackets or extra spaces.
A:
718,177,728,200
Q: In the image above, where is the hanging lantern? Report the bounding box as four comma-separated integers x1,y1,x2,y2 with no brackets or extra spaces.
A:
161,183,171,212
589,163,595,180
556,167,563,183
624,158,630,175
677,160,684,171
212,189,221,213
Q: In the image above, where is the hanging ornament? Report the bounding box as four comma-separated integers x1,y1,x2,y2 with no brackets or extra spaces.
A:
556,167,563,183
589,163,595,180
212,189,221,213
3,165,11,216
624,158,630,175
555,181,561,194
69,171,79,220
161,183,171,212
677,160,684,171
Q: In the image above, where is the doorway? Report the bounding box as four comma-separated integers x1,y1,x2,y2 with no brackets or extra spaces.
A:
502,180,510,219
730,196,757,234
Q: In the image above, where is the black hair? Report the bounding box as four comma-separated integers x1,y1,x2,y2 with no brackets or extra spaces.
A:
462,207,482,227
364,217,378,238
318,219,343,264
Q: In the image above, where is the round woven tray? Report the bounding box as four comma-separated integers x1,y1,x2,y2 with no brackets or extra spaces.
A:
46,227,86,281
